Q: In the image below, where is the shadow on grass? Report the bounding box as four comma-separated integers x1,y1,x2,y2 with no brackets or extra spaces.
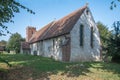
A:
92,62,120,76
0,54,120,80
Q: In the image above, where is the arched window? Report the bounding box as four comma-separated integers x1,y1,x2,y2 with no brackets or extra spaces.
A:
80,24,84,46
90,27,94,48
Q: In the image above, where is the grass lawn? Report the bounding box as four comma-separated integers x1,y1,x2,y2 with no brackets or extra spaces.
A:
0,54,120,80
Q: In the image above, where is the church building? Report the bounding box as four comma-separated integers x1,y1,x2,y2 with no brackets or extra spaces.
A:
22,5,101,62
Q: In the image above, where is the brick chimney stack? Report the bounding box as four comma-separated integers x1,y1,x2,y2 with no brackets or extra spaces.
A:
26,26,36,42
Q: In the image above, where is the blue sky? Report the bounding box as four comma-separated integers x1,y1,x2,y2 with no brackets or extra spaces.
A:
0,0,120,41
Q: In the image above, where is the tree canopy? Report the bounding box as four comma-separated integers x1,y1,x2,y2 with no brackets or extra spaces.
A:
110,0,120,10
108,21,120,62
97,21,120,62
7,32,23,53
0,0,35,36
97,22,111,53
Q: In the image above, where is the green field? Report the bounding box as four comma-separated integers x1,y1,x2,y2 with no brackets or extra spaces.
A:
0,54,120,80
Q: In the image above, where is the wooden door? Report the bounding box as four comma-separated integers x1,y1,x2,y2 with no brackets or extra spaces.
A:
62,38,70,62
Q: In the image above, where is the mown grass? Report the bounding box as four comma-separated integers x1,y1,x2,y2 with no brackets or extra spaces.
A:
0,54,120,80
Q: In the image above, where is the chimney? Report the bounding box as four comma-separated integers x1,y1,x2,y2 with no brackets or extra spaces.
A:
26,26,36,42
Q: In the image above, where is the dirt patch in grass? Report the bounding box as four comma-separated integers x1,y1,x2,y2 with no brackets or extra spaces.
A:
7,67,33,80
0,70,8,80
0,64,89,80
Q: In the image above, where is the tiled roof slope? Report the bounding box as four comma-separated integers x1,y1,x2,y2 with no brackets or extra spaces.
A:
29,22,54,43
29,5,87,43
21,42,30,49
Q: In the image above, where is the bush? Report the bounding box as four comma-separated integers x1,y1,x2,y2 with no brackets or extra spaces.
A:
112,54,120,63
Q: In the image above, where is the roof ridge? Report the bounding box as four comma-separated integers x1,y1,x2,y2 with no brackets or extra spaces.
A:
56,5,87,22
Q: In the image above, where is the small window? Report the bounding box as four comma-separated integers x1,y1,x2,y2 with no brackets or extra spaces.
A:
86,9,89,15
80,24,84,46
31,31,33,34
90,27,94,48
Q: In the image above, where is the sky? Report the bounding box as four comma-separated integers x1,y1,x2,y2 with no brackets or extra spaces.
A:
0,0,120,41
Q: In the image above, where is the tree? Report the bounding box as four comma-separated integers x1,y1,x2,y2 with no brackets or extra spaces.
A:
0,0,35,36
108,21,120,62
97,22,111,55
110,0,120,10
7,32,22,53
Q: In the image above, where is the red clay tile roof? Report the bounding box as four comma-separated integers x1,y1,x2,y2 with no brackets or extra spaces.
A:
29,22,55,43
21,42,30,49
29,5,87,43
